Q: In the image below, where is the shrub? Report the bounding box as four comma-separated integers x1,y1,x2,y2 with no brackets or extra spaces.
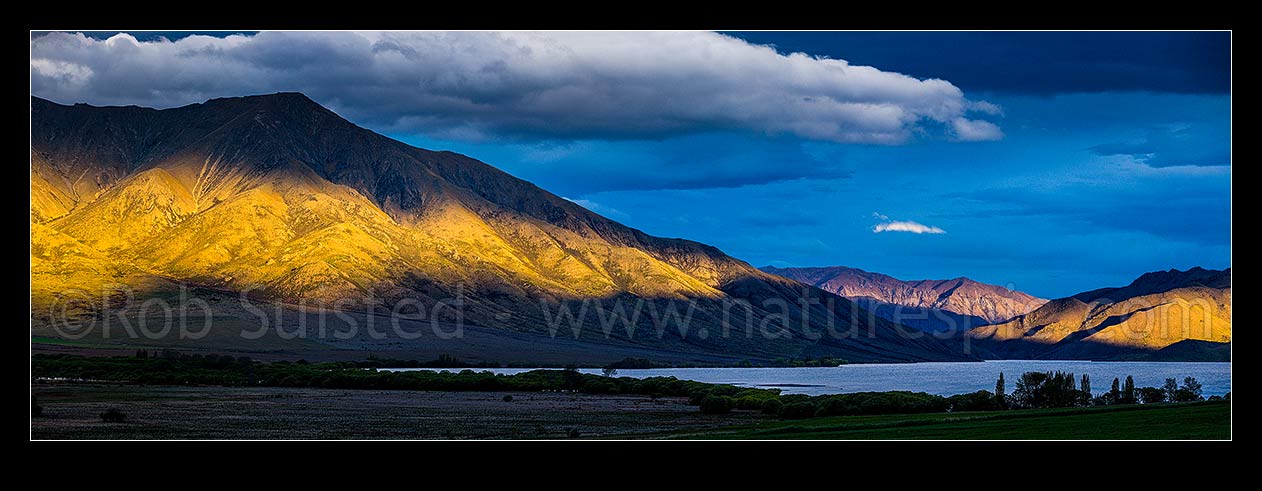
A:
100,407,126,423
502,395,513,402
814,397,856,417
699,395,734,414
761,398,783,415
736,395,765,410
779,394,812,405
774,391,952,419
705,385,745,398
582,379,618,394
780,402,817,420
688,391,709,406
733,388,776,400
947,390,1000,412
865,392,944,414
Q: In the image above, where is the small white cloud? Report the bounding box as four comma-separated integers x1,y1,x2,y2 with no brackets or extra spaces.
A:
872,211,890,221
967,100,1005,116
873,220,946,234
951,117,1004,141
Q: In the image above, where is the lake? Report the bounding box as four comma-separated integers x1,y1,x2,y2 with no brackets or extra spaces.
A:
384,361,1232,397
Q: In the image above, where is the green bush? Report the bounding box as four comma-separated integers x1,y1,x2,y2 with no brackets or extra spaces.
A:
812,391,949,417
780,402,817,420
736,395,765,410
814,397,856,417
761,398,783,415
705,385,745,398
947,390,1001,412
779,394,811,405
767,391,954,419
733,388,776,400
582,379,618,394
699,395,734,414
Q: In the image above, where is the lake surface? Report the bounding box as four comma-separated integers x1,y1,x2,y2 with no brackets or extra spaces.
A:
385,361,1231,397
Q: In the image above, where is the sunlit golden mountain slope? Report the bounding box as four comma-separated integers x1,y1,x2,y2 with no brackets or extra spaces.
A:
30,222,175,312
967,268,1230,360
30,93,968,362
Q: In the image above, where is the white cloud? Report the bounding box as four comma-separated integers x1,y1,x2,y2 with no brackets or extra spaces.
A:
29,58,93,86
967,100,1005,116
951,117,1005,141
873,220,946,234
30,31,1000,144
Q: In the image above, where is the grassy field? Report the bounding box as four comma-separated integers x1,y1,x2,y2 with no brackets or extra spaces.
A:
663,401,1231,439
32,382,1229,439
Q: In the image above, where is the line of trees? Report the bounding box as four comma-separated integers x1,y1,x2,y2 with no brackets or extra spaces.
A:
992,371,1207,409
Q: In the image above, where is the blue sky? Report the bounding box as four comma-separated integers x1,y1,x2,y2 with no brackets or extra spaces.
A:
31,31,1231,298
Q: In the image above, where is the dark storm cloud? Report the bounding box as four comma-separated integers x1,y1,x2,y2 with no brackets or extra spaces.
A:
29,31,1001,144
727,31,1231,95
30,31,255,42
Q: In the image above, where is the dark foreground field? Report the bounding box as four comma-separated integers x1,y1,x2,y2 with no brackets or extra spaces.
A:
32,383,1229,440
31,383,764,439
665,401,1231,440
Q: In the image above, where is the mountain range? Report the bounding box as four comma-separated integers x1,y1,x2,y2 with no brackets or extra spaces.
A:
967,267,1231,360
760,266,1046,332
27,93,1231,364
29,93,969,364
